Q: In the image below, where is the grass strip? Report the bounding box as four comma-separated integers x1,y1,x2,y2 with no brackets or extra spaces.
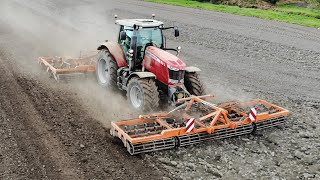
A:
145,0,320,27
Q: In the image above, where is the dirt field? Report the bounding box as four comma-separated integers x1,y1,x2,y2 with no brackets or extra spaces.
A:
0,0,319,179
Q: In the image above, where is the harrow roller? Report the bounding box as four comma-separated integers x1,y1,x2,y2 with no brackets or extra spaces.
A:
126,137,176,155
177,123,254,147
255,116,287,130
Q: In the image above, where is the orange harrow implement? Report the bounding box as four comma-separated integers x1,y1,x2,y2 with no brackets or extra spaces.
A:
38,53,96,81
110,95,289,155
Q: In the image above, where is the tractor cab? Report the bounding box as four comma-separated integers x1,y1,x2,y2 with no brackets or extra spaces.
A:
116,19,179,68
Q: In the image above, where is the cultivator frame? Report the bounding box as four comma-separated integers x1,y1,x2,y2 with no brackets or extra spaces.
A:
38,53,96,81
110,95,289,155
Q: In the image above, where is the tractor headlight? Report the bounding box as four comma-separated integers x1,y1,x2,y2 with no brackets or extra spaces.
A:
128,49,134,57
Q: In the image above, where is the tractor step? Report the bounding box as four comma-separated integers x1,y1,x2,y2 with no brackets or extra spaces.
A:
111,96,290,155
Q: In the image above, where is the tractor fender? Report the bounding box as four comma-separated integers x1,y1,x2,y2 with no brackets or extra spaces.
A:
97,41,127,67
126,72,156,85
185,66,201,73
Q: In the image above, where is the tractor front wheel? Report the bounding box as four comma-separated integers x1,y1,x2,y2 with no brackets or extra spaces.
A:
184,72,205,96
127,77,160,112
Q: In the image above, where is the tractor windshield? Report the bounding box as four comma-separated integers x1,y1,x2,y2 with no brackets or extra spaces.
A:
137,27,163,49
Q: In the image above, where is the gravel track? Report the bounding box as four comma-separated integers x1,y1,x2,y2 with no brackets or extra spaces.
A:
0,0,319,179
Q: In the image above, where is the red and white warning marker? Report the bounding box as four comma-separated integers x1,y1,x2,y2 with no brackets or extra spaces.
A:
249,108,257,122
186,118,195,133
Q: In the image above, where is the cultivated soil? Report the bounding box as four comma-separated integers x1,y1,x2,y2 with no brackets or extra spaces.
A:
0,0,319,180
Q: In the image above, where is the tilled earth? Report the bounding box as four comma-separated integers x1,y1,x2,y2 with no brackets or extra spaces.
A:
1,0,320,180
0,50,169,179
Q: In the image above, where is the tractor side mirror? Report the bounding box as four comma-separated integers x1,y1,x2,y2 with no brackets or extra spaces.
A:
120,31,127,40
174,28,180,37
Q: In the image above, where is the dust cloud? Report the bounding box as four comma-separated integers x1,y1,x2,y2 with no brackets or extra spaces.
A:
0,0,135,127
205,82,254,104
66,80,137,128
0,0,118,57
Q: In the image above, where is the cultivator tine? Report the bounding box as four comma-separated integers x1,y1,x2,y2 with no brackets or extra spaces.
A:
111,96,289,155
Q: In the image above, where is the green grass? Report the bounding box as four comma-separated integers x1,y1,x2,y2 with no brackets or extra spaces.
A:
274,2,320,19
145,0,320,27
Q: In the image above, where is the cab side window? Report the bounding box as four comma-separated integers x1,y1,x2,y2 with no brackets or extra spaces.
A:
120,26,133,49
119,26,133,61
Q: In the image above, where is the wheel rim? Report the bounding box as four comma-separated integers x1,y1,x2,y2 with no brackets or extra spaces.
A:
97,58,109,84
130,85,143,109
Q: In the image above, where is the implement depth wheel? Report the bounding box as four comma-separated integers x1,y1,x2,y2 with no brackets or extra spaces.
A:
184,72,205,96
96,49,118,89
127,77,159,112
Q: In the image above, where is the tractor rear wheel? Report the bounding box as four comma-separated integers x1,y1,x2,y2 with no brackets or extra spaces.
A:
127,77,160,112
96,49,118,89
184,72,205,96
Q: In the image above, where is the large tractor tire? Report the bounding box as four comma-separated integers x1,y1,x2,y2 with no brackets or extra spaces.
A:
184,72,205,96
127,77,160,112
96,49,118,89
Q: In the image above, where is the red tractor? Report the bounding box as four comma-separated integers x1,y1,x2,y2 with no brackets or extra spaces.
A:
96,18,205,111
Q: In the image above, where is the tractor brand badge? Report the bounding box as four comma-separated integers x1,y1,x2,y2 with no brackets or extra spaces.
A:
186,118,195,133
249,108,257,122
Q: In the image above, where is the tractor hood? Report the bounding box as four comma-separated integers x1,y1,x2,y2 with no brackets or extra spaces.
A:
145,46,186,69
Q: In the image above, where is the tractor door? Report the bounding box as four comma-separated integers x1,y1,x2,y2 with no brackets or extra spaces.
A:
119,25,133,62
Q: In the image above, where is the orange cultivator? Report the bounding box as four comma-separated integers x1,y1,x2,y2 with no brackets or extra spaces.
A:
110,95,289,155
38,52,96,81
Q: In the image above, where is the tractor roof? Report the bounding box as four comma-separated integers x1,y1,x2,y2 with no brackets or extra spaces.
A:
116,19,163,28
